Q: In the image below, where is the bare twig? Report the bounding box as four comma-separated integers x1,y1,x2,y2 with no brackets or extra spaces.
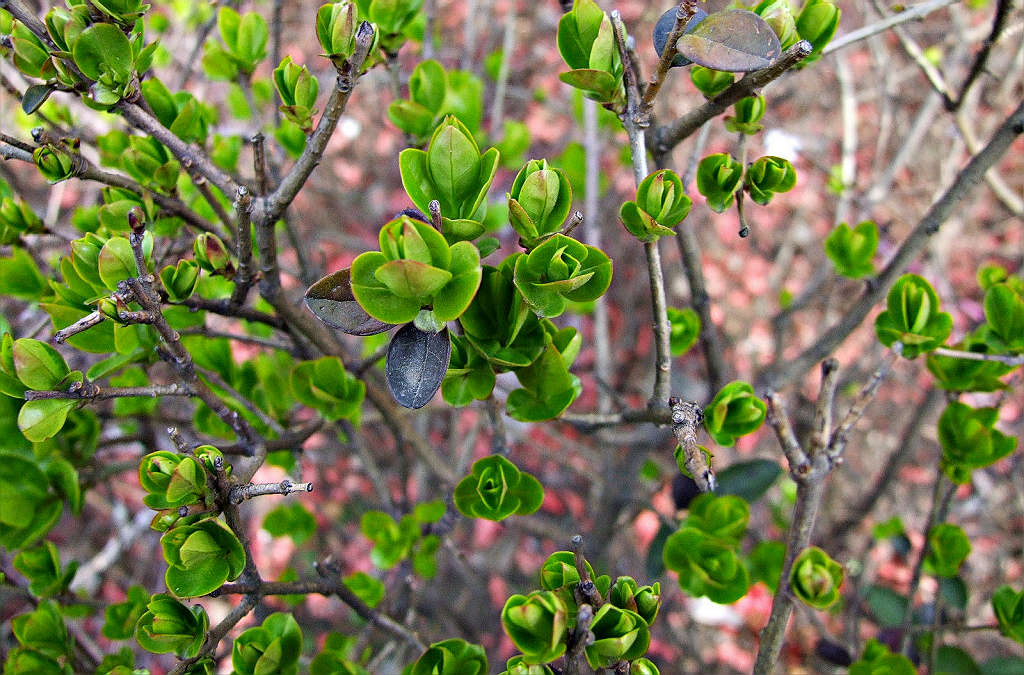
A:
823,0,959,56
640,2,698,114
611,11,673,410
229,186,255,307
930,346,1024,367
765,391,810,475
24,383,194,401
229,478,313,504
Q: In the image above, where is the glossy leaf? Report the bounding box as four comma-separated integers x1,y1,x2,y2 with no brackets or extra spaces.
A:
676,10,782,72
502,591,568,664
652,6,709,67
924,523,971,577
703,381,766,446
938,401,1017,483
663,527,749,603
453,454,544,521
231,612,303,675
874,274,952,359
667,306,701,356
993,586,1024,646
385,323,451,409
409,638,488,675
135,593,208,657
696,153,743,213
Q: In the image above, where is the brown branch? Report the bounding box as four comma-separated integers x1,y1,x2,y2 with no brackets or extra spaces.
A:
24,382,194,401
670,397,714,492
229,186,255,307
640,2,697,113
167,594,258,675
651,41,813,159
228,478,313,504
255,22,376,227
757,99,1024,391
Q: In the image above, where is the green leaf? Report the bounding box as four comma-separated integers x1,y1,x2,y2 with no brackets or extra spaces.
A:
97,237,138,289
874,274,953,359
984,283,1024,351
677,9,782,72
924,523,971,577
343,571,385,608
453,454,544,521
72,22,134,83
790,546,843,609
262,502,317,545
18,399,75,442
13,339,70,390
501,591,568,665
0,248,48,300
409,638,488,675
716,459,781,502
696,153,744,213
824,221,878,278
703,381,766,446
993,585,1024,645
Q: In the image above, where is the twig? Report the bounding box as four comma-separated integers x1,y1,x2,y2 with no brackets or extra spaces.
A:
582,97,612,413
809,359,840,458
229,187,255,307
611,11,673,410
24,383,194,401
826,344,902,463
823,0,959,56
899,469,957,656
571,535,603,606
488,0,517,134
931,346,1024,367
564,603,595,675
52,311,106,344
640,2,697,114
651,41,813,158
827,388,943,543
255,22,376,227
764,391,810,475
670,397,714,492
228,478,313,504
486,394,508,457
561,407,673,428
757,98,1024,391
945,0,1012,111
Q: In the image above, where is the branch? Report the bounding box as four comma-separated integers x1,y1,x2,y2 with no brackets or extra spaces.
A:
229,186,255,307
257,22,376,226
757,98,1024,390
822,0,959,56
24,382,194,401
651,41,813,158
670,397,714,492
640,2,698,113
229,478,313,504
117,103,239,198
826,344,901,463
611,11,673,410
764,391,810,475
931,346,1024,367
561,407,673,428
216,560,429,652
564,603,595,675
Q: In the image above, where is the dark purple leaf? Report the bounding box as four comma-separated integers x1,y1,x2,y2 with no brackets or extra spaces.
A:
676,10,781,72
386,323,451,409
304,268,394,335
652,6,709,67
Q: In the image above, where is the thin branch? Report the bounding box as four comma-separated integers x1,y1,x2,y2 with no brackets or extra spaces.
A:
561,407,673,428
652,41,813,158
228,478,313,504
764,391,810,475
640,1,697,113
931,346,1024,367
118,102,240,198
564,603,595,675
256,22,376,226
823,0,959,56
611,11,672,410
827,388,943,543
488,1,517,133
827,344,901,463
757,98,1024,390
177,296,286,329
944,0,1012,111
899,470,957,656
24,382,194,401
52,311,107,344
670,397,714,492
571,535,604,607
229,186,255,307
808,359,839,458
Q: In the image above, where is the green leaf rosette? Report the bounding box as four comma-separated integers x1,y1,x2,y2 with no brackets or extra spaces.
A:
409,638,488,675
502,591,568,665
703,381,766,447
508,159,573,248
231,612,303,675
790,546,843,609
744,155,797,205
938,401,1017,483
608,576,661,625
160,518,245,597
824,221,878,278
663,527,749,604
696,153,743,213
585,603,651,669
453,454,544,521
511,234,612,318
620,169,691,242
874,274,952,359
350,214,482,325
135,594,208,657
924,523,971,577
993,585,1024,646
399,116,499,242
